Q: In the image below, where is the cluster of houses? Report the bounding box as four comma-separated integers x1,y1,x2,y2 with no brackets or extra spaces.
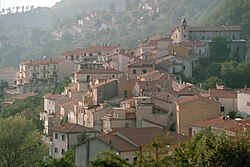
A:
2,20,249,166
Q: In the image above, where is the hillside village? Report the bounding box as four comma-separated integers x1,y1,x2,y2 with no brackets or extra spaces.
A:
1,16,250,166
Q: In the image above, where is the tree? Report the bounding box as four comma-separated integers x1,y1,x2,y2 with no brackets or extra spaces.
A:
202,76,223,90
0,116,47,167
90,152,132,167
109,3,116,12
210,36,231,63
35,150,74,167
172,128,250,167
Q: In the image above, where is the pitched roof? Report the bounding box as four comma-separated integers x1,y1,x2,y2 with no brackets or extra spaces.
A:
137,70,160,79
111,127,164,147
75,68,123,74
179,40,208,47
43,93,63,100
58,99,79,107
209,89,237,98
97,135,138,152
176,95,219,105
22,58,66,66
92,78,118,88
13,92,37,100
51,123,94,133
188,25,241,32
127,60,155,67
158,36,172,41
62,45,119,55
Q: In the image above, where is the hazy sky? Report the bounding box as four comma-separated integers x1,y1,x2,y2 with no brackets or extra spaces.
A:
1,0,61,9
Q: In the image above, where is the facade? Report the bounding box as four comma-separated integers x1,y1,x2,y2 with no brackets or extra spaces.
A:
207,88,237,114
62,45,120,63
41,93,71,135
127,60,155,79
91,79,119,105
170,19,246,61
176,95,221,136
50,123,95,159
237,89,250,118
74,127,187,167
16,58,74,85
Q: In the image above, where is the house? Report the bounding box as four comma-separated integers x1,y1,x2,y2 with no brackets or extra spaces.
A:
127,60,155,79
73,68,123,93
58,99,80,121
41,93,71,136
237,88,250,118
91,79,119,105
157,36,173,58
62,45,120,63
179,40,209,59
175,95,221,136
155,55,193,79
105,50,135,72
102,107,136,133
84,103,112,131
118,79,136,99
16,58,74,86
0,67,16,85
168,45,193,58
170,19,246,61
74,127,188,167
206,88,237,114
189,117,250,137
50,123,95,159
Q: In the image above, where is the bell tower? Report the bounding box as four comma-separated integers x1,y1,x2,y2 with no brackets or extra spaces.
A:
180,18,188,41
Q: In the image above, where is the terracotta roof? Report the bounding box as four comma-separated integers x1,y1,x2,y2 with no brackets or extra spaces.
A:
158,36,172,41
51,123,94,133
176,95,219,105
127,60,154,67
58,99,79,107
209,89,237,98
137,70,160,78
188,25,241,32
190,117,250,133
237,88,250,93
22,58,65,66
179,40,208,47
92,78,118,88
63,45,119,55
75,68,123,74
137,81,160,92
111,127,164,147
43,93,63,100
97,135,138,152
13,92,37,100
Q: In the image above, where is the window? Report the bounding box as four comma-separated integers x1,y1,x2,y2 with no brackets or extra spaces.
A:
183,65,185,70
247,102,250,106
237,47,239,52
184,34,186,38
89,53,93,57
199,49,201,54
55,133,58,139
133,69,136,74
112,75,115,78
55,147,58,153
87,75,91,82
233,35,235,39
62,134,65,141
124,90,128,98
62,149,65,155
202,36,205,40
220,106,225,112
125,158,129,161
125,122,129,128
142,69,147,74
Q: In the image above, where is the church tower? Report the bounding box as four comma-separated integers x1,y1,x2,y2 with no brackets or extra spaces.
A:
180,18,188,41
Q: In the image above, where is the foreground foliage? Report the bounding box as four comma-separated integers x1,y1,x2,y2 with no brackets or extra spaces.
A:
90,128,250,167
0,116,47,167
